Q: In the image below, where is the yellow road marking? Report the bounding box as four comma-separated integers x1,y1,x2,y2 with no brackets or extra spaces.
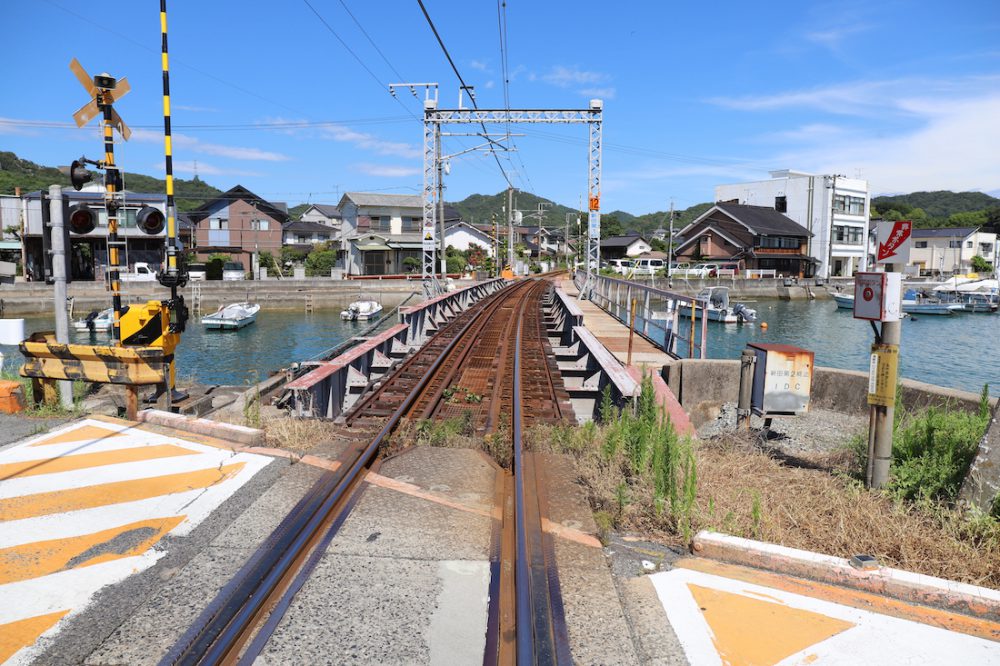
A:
30,425,125,447
676,557,1000,641
688,583,854,665
0,610,69,663
0,463,246,522
0,444,198,480
0,515,186,585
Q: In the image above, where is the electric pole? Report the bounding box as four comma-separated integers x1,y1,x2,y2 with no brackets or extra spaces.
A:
668,200,675,264
507,187,515,272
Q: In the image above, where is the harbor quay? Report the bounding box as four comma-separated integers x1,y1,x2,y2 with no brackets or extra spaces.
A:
1,274,998,665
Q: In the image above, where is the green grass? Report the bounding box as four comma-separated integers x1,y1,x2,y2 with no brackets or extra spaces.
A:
850,383,992,504
1,369,87,417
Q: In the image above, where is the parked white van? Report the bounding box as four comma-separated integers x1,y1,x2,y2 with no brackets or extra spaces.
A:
631,257,665,276
608,258,634,275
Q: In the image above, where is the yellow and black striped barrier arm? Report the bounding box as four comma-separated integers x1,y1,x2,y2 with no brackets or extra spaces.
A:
161,0,178,277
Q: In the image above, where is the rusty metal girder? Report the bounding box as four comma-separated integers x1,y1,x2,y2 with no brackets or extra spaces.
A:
19,332,166,385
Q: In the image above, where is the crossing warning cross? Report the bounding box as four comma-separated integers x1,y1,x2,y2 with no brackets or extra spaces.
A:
69,58,132,140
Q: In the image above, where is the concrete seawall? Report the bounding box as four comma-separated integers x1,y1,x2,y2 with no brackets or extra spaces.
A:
0,278,478,316
663,358,995,429
626,276,831,301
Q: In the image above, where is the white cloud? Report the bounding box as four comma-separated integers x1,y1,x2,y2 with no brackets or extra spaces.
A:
131,128,290,161
153,160,261,178
804,24,871,49
321,125,420,159
766,95,1000,194
469,59,490,72
707,75,1000,117
540,65,610,88
355,163,420,178
483,80,496,90
579,87,616,100
173,104,220,113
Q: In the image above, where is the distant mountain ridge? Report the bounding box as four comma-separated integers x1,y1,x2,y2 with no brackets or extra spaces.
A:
872,190,1000,228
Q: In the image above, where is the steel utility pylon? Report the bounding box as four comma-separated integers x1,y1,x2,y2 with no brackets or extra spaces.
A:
421,101,603,298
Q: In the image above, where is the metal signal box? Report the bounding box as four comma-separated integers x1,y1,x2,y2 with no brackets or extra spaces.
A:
747,343,814,416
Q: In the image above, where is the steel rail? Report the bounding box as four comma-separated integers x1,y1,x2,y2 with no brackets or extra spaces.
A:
162,282,525,665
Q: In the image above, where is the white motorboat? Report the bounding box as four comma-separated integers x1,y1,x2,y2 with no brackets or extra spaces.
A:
202,302,260,330
72,308,114,333
340,299,383,321
678,287,757,323
833,291,959,315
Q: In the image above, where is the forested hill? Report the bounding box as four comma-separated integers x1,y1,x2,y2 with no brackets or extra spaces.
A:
0,151,222,212
449,191,714,237
872,190,1000,228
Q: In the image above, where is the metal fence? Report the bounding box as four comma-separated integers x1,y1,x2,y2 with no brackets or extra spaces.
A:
575,270,708,358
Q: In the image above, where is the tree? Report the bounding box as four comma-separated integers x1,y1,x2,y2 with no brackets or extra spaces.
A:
649,238,666,252
971,255,993,273
281,246,307,266
600,214,624,239
402,256,420,273
305,249,337,276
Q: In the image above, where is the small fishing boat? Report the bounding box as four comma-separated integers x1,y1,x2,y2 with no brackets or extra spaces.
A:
957,279,999,313
833,291,953,314
202,302,260,330
340,299,383,321
678,286,757,323
72,308,114,333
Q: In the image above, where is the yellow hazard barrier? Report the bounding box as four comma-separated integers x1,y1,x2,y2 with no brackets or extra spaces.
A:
19,332,167,386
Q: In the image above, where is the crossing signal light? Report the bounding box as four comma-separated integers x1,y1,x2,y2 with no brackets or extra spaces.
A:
136,205,165,235
69,159,92,191
67,203,97,235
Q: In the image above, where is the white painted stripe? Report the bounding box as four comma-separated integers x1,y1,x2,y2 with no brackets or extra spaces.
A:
0,450,256,499
0,435,175,463
0,454,272,547
650,568,1000,665
0,553,165,666
694,530,1000,604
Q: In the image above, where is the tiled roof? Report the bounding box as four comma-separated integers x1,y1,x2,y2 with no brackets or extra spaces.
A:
714,203,811,237
342,192,422,208
910,226,978,238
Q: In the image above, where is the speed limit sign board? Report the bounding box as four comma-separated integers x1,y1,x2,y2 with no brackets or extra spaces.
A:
853,272,901,322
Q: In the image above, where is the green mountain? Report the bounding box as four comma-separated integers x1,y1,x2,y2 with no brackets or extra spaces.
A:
872,190,1000,228
449,191,578,230
0,151,222,212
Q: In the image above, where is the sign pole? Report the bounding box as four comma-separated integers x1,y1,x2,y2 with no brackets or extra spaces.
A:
870,262,901,488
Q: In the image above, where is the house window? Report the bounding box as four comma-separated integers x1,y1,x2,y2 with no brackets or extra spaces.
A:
980,243,993,255
401,217,421,233
915,241,928,249
250,219,270,231
370,216,391,232
210,218,228,230
948,240,961,248
833,195,865,215
756,236,800,249
966,240,973,248
775,196,787,213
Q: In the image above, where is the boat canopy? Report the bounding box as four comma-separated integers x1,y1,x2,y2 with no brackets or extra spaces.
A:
956,279,999,293
932,276,974,292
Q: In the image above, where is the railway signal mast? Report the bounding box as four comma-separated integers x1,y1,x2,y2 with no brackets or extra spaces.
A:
416,96,603,297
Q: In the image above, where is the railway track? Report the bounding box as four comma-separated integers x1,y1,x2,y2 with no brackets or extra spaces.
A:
162,277,572,665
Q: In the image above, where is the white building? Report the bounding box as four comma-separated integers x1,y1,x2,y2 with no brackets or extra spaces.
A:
298,204,341,231
906,226,997,275
716,169,870,278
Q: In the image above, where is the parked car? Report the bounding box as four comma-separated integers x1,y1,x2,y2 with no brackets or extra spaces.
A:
709,262,741,277
187,262,207,281
222,261,246,281
666,261,689,276
118,262,158,282
631,258,665,276
608,258,634,275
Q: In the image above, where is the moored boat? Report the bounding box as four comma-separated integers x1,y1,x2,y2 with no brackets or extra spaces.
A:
340,299,383,321
678,287,757,323
72,308,114,333
202,302,260,330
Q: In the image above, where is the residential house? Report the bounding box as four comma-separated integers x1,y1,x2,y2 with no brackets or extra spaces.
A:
599,233,651,260
298,204,342,232
187,185,288,270
338,192,498,275
903,226,997,275
674,203,814,277
716,169,870,277
282,220,334,246
19,188,167,281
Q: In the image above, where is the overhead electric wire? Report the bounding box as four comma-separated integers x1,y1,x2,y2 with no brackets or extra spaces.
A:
302,0,421,122
415,0,514,189
496,0,537,197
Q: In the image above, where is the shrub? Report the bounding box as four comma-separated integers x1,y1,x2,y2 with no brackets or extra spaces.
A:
402,256,420,273
445,254,466,274
305,249,338,276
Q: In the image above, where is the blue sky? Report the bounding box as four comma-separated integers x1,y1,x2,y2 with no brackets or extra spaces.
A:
2,0,998,214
